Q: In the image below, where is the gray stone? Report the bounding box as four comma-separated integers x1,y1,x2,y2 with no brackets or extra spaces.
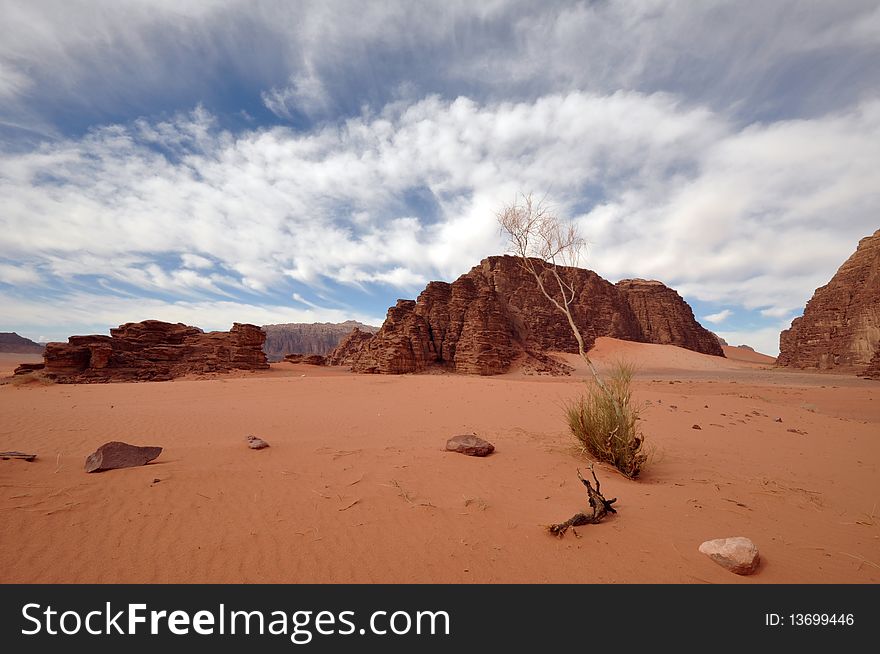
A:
84,441,162,473
446,434,494,457
247,435,270,450
699,536,760,575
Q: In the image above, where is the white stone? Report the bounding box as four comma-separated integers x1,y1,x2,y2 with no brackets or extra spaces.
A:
699,536,760,575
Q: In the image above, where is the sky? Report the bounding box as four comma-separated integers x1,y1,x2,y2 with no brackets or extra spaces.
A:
1,1,878,356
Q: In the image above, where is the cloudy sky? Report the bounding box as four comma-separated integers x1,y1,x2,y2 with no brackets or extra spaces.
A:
1,1,878,355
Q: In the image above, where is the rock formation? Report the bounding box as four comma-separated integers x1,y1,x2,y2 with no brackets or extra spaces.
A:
262,321,379,361
0,332,44,354
325,328,377,366
327,255,723,375
40,320,268,383
864,351,880,379
616,279,723,355
778,229,880,375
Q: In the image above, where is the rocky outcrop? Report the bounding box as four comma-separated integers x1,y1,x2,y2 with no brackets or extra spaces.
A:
13,362,45,375
778,229,880,374
863,350,880,379
262,321,379,361
328,255,723,375
325,328,377,366
41,320,268,383
616,279,723,356
0,332,44,354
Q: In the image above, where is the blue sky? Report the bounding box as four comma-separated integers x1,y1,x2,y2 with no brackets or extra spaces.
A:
1,1,879,355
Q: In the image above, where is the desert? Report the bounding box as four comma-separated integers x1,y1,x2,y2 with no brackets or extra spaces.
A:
1,334,877,584
1,3,878,609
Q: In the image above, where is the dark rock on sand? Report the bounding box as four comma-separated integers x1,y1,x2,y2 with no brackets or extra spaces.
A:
446,434,495,457
84,441,162,472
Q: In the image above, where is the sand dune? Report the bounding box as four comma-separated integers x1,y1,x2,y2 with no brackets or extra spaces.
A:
1,340,877,583
722,345,777,365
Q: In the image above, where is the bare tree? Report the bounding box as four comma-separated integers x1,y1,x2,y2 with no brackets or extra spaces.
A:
498,192,646,478
496,192,607,390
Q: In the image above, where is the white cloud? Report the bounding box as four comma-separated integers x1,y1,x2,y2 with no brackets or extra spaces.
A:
180,253,214,269
1,91,878,352
0,289,384,341
262,70,331,119
0,263,41,285
702,309,733,325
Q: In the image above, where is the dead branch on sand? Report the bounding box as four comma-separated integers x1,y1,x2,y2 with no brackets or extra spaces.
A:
547,466,617,537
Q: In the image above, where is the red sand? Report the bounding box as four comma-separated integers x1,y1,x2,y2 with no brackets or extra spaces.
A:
1,339,877,583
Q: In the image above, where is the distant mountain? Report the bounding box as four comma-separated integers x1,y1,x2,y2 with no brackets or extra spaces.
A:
0,332,45,354
262,321,379,362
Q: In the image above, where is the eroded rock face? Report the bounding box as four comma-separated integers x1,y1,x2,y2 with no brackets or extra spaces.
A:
84,441,162,473
43,321,268,383
864,351,880,379
325,328,378,367
262,321,379,361
616,279,723,356
778,230,880,374
327,255,723,375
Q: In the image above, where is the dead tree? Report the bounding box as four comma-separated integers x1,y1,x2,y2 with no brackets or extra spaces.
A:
547,467,617,536
497,193,618,404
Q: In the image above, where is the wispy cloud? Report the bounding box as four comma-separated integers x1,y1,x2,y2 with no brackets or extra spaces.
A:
0,2,877,349
703,309,733,325
1,93,878,339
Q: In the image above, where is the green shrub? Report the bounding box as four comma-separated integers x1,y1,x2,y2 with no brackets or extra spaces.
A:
565,361,647,479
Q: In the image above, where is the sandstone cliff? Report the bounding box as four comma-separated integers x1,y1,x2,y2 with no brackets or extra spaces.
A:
616,279,723,356
262,320,379,361
778,229,880,375
328,255,722,375
39,320,268,383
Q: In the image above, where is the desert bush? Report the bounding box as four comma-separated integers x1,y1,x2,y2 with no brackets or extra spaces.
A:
565,361,647,479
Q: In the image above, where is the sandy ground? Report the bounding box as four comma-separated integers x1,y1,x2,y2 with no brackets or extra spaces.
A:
0,339,877,584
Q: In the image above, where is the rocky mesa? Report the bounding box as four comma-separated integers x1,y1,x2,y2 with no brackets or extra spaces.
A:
35,320,268,383
328,255,722,375
778,229,880,376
